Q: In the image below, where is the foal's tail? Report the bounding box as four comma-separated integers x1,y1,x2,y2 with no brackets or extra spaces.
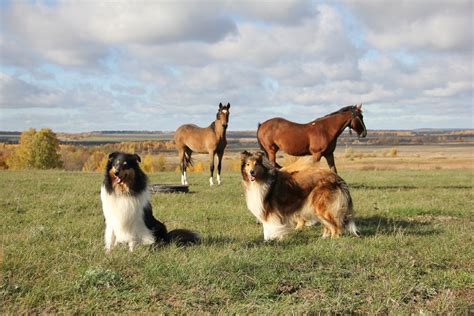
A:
184,147,193,167
256,123,268,158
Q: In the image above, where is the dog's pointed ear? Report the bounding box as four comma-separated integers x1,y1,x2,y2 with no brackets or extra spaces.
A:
134,154,141,163
241,150,251,161
108,152,119,161
255,151,265,162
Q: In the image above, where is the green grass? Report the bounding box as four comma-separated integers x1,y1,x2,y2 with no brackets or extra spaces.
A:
1,170,473,313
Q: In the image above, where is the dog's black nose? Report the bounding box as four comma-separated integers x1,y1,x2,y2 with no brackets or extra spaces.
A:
114,170,120,176
250,170,255,176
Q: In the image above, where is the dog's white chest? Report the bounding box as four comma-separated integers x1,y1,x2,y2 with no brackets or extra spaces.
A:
244,182,269,221
100,186,155,245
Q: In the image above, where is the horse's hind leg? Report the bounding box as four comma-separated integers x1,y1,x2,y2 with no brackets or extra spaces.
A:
178,148,188,185
209,151,215,186
267,145,282,168
325,153,337,174
216,151,224,185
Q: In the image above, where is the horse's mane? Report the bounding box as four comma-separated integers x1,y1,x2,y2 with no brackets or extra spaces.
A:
323,105,355,118
209,121,216,131
310,105,354,123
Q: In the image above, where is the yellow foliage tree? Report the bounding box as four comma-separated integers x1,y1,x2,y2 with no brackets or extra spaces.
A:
32,128,63,169
7,128,63,170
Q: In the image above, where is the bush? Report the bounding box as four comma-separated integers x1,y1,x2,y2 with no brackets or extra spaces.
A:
61,145,91,171
383,147,398,157
82,151,107,172
141,154,167,173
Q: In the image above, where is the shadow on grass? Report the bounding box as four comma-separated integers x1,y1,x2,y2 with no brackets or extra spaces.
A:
351,184,472,190
356,215,440,237
198,216,441,248
351,184,418,190
202,235,238,245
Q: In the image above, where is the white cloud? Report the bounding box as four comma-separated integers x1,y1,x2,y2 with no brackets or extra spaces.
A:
0,1,472,131
346,0,473,52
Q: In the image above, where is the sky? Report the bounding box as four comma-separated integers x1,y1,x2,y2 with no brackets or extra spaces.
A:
0,0,473,132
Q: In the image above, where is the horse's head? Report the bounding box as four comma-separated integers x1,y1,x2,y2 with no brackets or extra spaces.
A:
350,104,367,138
217,102,230,129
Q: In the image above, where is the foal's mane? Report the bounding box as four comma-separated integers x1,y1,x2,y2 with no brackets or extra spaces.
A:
209,121,216,131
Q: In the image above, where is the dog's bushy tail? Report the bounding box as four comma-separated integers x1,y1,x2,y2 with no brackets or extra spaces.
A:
167,229,200,245
338,178,359,237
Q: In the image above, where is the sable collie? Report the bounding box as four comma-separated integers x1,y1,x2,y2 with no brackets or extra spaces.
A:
240,151,358,241
100,152,199,253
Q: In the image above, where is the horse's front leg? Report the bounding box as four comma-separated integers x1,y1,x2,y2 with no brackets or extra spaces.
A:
217,151,224,185
325,152,337,174
209,151,215,186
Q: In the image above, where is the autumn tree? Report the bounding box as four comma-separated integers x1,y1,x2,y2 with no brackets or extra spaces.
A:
7,128,63,170
32,128,63,169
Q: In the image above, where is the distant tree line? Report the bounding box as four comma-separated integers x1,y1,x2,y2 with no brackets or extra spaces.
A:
1,129,176,172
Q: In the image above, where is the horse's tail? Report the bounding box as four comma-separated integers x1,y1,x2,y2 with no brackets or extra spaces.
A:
256,123,268,158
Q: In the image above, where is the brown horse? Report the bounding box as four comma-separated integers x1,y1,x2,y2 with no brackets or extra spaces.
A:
175,103,230,186
257,104,367,173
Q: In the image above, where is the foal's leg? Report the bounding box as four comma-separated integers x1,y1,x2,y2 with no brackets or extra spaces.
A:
209,151,215,186
217,151,224,185
325,152,337,174
178,148,188,185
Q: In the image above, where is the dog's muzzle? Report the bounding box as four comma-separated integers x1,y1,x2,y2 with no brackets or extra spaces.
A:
113,172,124,184
249,171,256,181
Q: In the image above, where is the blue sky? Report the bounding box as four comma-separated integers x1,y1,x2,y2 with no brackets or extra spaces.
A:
0,0,472,132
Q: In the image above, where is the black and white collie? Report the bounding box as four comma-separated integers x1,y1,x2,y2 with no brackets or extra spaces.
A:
100,151,199,253
241,151,358,241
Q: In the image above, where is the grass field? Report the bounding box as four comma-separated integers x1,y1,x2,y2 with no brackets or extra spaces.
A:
1,168,473,313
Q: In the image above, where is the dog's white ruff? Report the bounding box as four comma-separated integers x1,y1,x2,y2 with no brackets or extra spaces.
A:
244,181,294,240
100,186,155,252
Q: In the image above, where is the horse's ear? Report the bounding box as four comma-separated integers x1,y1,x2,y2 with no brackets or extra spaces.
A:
240,151,251,161
356,103,362,110
134,154,141,163
108,152,119,161
226,103,230,108
219,102,223,109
